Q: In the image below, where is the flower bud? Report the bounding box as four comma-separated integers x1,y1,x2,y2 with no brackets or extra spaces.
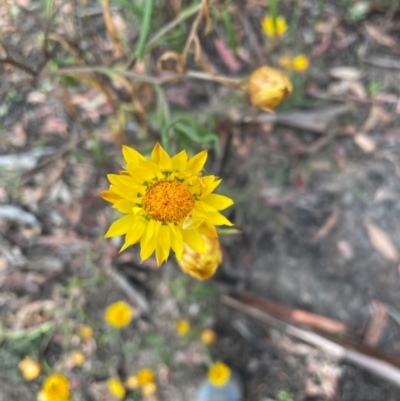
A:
178,235,222,280
246,66,292,113
18,356,41,381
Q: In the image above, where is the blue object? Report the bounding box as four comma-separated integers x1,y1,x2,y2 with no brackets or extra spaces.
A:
193,372,243,401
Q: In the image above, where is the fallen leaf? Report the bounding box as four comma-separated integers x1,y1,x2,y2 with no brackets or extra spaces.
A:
337,240,354,260
214,38,240,72
354,133,376,153
363,300,387,346
329,66,363,81
365,23,395,48
42,117,68,137
313,207,340,241
364,220,398,262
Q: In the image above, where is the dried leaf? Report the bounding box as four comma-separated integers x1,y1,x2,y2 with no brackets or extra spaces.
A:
100,0,123,57
354,133,376,153
42,117,68,137
329,66,363,81
364,220,398,262
313,207,339,241
363,300,387,346
365,23,395,48
214,38,240,72
337,240,354,260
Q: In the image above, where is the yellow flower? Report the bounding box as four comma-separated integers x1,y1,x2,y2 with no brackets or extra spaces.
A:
278,54,309,72
246,66,293,113
77,324,93,340
178,235,222,280
141,382,157,398
101,143,234,266
292,54,309,71
19,356,41,381
104,301,132,328
200,329,217,345
107,377,126,399
208,362,231,387
137,368,155,386
125,374,140,390
69,350,85,368
37,374,70,401
262,15,287,38
175,319,190,336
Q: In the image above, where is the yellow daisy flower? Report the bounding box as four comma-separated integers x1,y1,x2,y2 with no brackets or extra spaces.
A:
101,143,234,265
208,362,231,387
104,301,133,328
175,319,190,336
137,368,155,386
292,54,309,71
107,377,126,399
200,328,217,345
19,356,41,381
142,382,158,398
262,15,287,39
37,374,71,401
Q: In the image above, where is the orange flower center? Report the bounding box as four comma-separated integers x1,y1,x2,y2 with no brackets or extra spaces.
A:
143,180,195,223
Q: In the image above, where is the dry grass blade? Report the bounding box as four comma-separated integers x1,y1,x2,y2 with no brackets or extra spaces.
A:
364,300,388,347
100,0,123,58
364,220,399,262
365,23,395,48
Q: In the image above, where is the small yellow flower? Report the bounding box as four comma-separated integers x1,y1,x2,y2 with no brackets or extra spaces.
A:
125,374,140,390
141,382,157,398
137,368,155,386
19,356,41,381
201,329,217,345
69,350,85,368
107,377,126,399
104,301,132,328
262,15,287,38
101,142,234,266
175,319,190,336
292,54,309,71
178,235,222,280
246,66,293,113
208,362,231,387
77,325,93,340
37,374,70,401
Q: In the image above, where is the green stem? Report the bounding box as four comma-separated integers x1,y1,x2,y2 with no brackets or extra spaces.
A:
135,0,154,61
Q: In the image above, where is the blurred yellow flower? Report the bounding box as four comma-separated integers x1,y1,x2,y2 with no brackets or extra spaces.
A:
19,356,41,381
175,319,190,336
246,66,293,113
141,382,158,398
278,54,309,72
137,368,155,386
178,235,222,280
292,54,309,71
101,143,234,265
77,325,93,340
201,329,217,345
125,374,140,390
69,350,85,368
107,378,126,399
104,301,132,328
262,15,287,38
37,374,70,401
208,362,231,387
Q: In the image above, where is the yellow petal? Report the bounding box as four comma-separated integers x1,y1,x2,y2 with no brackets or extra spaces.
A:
200,177,222,197
169,223,184,260
202,194,234,210
155,244,165,266
199,222,218,238
122,145,145,165
171,150,188,171
151,142,172,171
202,211,233,226
183,229,204,254
159,224,171,262
140,220,161,261
113,199,136,213
120,218,147,252
100,190,121,203
105,214,135,238
187,150,208,173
